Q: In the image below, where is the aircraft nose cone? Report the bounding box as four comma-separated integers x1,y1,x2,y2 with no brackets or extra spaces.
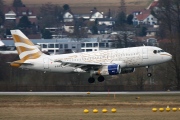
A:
167,53,172,61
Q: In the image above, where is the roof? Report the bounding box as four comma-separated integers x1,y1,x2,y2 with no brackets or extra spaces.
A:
4,6,38,17
1,38,99,46
147,0,159,10
136,14,150,21
96,18,115,21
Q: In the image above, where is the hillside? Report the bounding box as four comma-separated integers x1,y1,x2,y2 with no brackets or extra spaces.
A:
4,0,153,14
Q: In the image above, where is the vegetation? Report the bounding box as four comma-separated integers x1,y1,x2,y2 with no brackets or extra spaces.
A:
38,3,63,28
17,15,31,29
41,29,52,39
12,0,24,7
152,0,180,90
0,0,4,26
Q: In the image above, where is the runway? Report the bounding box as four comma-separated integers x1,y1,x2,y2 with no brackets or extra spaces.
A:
0,91,180,95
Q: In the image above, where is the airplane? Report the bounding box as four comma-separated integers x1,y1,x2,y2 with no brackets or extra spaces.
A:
9,29,172,83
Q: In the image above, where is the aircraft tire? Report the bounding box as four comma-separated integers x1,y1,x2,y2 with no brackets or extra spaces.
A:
147,73,152,77
88,77,95,83
98,75,105,82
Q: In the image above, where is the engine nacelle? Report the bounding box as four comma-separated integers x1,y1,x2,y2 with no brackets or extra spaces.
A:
97,64,121,75
121,68,135,74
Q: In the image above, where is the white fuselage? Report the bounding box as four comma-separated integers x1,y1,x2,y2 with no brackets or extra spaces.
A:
20,46,172,74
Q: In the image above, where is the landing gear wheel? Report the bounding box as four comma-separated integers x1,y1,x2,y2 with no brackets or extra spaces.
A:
98,75,105,82
147,73,152,77
88,77,95,83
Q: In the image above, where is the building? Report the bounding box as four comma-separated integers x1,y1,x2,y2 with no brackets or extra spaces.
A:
2,38,115,55
132,10,157,25
63,11,74,22
4,6,38,24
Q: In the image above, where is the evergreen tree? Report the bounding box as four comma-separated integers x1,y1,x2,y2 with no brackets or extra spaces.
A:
13,0,24,7
119,0,126,13
0,0,4,25
63,4,70,11
127,14,133,25
116,11,126,27
139,26,147,36
115,0,127,28
17,16,31,29
42,29,52,39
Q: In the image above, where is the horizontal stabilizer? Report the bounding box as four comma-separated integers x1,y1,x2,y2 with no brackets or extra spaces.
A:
7,60,33,67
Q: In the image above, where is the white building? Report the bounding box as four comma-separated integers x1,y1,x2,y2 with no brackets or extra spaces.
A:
63,11,74,22
5,11,16,21
89,11,103,21
133,10,157,25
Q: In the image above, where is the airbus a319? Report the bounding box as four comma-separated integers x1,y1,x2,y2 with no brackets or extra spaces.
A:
9,30,172,83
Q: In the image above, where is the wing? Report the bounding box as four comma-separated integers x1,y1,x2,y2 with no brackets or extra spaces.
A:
55,60,103,71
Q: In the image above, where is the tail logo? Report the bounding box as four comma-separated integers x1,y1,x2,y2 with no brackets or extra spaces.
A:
11,30,42,61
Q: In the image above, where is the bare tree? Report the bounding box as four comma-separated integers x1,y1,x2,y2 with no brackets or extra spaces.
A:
153,0,180,90
38,3,63,28
0,0,4,26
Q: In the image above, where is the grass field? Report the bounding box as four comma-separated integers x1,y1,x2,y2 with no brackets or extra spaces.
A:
5,0,153,13
0,94,180,120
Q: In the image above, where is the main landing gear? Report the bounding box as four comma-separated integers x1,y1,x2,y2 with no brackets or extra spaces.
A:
88,75,105,83
146,66,152,77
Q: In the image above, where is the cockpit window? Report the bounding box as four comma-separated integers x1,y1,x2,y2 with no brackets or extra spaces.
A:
153,50,157,54
160,50,165,52
154,49,165,54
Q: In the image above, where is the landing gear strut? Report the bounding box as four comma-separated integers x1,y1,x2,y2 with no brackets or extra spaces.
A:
146,66,152,77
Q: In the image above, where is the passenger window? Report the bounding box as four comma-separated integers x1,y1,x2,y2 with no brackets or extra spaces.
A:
153,50,157,54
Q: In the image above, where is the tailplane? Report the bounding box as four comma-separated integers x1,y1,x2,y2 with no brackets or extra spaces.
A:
10,29,43,60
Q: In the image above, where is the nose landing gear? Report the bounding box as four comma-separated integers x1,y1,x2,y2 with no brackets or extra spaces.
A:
146,66,152,77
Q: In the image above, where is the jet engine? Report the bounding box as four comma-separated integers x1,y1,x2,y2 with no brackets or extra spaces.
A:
97,64,121,75
121,68,135,74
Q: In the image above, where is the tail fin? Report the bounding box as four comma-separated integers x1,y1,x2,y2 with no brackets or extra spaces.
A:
10,30,42,60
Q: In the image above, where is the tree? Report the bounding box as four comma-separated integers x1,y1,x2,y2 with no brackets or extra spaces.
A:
41,29,52,39
139,26,147,36
127,14,133,25
63,4,70,11
119,0,126,13
39,3,63,28
153,0,180,90
13,0,24,7
115,11,126,28
0,0,4,26
17,15,31,29
69,18,87,39
115,0,127,29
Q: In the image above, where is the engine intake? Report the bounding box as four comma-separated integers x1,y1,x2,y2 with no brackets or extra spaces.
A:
108,64,121,75
97,64,121,76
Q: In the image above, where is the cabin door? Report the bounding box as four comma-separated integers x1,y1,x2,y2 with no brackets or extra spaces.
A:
142,48,148,59
43,58,49,69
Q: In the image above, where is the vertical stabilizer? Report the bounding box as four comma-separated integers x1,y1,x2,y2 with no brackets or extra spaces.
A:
10,29,42,60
